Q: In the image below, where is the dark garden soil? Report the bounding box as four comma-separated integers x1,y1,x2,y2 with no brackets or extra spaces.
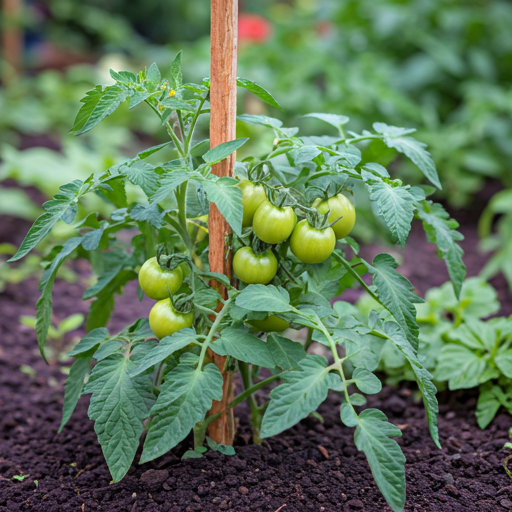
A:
1,197,512,512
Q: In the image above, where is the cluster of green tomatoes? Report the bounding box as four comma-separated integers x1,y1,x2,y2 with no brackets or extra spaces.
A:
234,179,356,281
138,179,356,340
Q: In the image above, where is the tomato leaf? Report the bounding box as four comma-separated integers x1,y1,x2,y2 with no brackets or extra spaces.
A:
236,78,282,110
129,329,198,377
352,368,382,394
260,355,342,438
374,122,441,189
266,333,307,371
8,180,84,262
201,177,243,236
59,350,94,433
210,328,275,368
83,352,156,482
236,284,292,313
365,253,423,351
302,113,349,130
202,138,249,165
416,200,466,299
68,328,110,357
140,363,223,463
351,409,406,512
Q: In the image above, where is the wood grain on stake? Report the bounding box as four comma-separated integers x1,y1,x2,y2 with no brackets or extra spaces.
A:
207,0,238,445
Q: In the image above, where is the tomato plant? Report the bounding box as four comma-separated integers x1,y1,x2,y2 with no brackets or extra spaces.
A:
9,55,467,512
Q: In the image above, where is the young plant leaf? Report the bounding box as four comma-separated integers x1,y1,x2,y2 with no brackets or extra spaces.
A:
417,201,466,299
8,180,84,262
237,114,283,130
83,353,156,482
374,122,441,189
302,113,349,130
68,327,110,357
352,409,406,512
266,333,307,371
365,180,415,247
236,285,292,313
129,329,198,377
260,355,342,438
202,138,249,165
236,78,282,109
366,254,423,351
140,364,223,463
59,349,94,432
170,51,183,90
352,368,382,394
210,328,275,368
201,177,243,235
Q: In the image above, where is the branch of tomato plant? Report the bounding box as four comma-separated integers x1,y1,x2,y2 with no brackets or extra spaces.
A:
238,361,262,444
333,251,395,318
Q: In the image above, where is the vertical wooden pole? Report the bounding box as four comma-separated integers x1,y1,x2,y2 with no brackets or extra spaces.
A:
207,0,238,445
2,0,23,84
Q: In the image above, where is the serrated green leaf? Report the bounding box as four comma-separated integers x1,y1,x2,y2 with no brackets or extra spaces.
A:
237,78,282,109
129,329,198,377
114,160,159,197
203,138,249,165
59,350,94,432
266,333,307,371
353,409,405,512
8,180,83,262
69,86,104,134
380,322,440,447
74,86,129,135
416,201,466,299
210,328,275,368
374,123,440,189
236,285,292,313
366,254,422,351
366,180,415,247
140,364,223,463
260,355,341,438
201,177,243,235
68,328,109,357
128,90,151,109
83,353,155,481
146,63,161,84
150,168,195,204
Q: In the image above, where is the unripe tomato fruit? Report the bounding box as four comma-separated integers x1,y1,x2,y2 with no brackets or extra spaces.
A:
249,315,289,333
233,247,278,284
238,180,266,228
138,257,183,300
316,194,356,240
290,219,336,264
253,201,296,244
149,298,193,339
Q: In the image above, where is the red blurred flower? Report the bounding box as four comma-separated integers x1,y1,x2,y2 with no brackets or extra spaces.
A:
238,14,272,44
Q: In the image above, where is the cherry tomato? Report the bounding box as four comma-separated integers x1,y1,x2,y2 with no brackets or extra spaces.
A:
290,219,336,264
249,315,290,333
252,201,297,244
316,194,356,240
238,180,266,228
138,257,183,300
149,298,193,339
233,247,278,284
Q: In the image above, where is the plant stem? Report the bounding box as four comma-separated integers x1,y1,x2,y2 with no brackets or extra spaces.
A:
239,361,262,444
304,327,314,351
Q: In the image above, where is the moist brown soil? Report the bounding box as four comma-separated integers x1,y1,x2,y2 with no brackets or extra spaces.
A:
1,201,512,512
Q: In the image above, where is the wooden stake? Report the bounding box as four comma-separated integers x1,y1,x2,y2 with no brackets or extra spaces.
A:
2,0,23,84
206,0,238,445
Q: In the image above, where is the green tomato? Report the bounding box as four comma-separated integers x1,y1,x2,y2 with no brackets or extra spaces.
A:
238,180,266,228
149,298,193,340
317,194,356,240
249,315,290,333
138,257,183,300
290,219,336,264
233,247,278,284
253,201,297,244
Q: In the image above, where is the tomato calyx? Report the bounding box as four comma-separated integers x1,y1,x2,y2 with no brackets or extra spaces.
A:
171,291,195,315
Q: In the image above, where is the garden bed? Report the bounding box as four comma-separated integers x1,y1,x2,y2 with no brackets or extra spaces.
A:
1,208,511,512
